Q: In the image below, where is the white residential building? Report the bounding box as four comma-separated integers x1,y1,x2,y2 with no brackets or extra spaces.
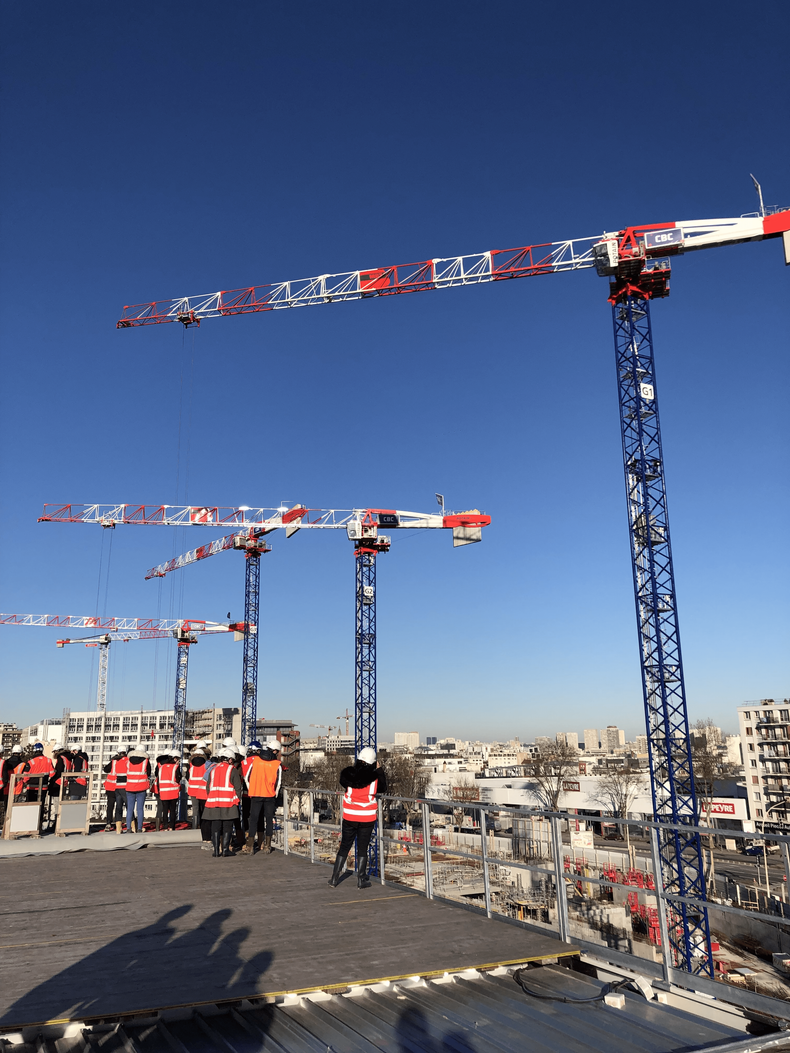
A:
738,699,790,829
394,732,420,749
556,732,579,750
583,729,599,752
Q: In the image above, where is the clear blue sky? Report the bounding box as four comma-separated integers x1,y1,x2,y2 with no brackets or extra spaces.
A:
1,2,788,741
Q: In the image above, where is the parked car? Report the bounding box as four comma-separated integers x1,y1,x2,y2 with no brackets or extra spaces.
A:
742,843,767,856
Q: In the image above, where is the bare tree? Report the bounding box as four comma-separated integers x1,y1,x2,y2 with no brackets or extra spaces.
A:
381,753,430,824
528,741,579,812
305,752,350,823
691,718,721,883
591,767,647,850
440,776,480,829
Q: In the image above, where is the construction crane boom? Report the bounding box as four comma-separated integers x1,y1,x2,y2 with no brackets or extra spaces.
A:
115,209,790,328
0,613,228,631
39,504,490,534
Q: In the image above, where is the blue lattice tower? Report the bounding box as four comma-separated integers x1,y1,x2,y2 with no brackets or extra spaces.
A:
241,551,261,747
233,535,270,746
354,538,389,876
613,295,712,976
171,629,194,756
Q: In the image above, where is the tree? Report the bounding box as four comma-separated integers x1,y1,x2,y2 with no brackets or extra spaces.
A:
440,775,480,829
380,752,430,824
300,751,349,823
591,767,647,850
527,741,579,812
691,718,721,883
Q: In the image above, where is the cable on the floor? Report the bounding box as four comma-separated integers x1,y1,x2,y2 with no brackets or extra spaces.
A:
513,968,631,1005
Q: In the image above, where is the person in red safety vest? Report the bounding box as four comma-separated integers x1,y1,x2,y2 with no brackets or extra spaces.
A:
23,743,54,803
5,747,27,809
70,750,89,800
242,741,282,855
102,748,126,831
124,746,151,833
328,747,388,890
187,746,212,850
154,751,181,831
203,748,243,857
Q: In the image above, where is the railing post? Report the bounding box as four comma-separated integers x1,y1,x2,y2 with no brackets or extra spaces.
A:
421,801,433,899
480,808,492,919
282,788,289,856
309,791,315,864
649,824,673,983
378,799,385,885
550,815,570,943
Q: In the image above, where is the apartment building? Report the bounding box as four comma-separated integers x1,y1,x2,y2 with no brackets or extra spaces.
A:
738,699,790,829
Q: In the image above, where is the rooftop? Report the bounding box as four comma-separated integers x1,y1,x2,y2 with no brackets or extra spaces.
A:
2,845,788,1051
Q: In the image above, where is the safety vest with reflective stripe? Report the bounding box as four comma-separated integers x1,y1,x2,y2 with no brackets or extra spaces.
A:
342,778,378,822
114,757,128,786
72,755,87,787
241,756,255,796
53,755,73,787
247,757,281,798
125,759,150,792
156,762,180,800
188,763,208,800
25,755,54,793
205,762,239,809
104,758,122,792
9,760,28,797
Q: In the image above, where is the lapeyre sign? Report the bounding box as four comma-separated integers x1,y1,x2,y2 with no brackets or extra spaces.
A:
706,801,736,816
562,780,580,793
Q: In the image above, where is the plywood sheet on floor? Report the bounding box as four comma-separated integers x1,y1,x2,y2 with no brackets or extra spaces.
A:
0,847,573,1027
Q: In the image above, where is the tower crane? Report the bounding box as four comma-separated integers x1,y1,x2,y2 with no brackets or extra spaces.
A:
108,188,790,976
2,614,242,755
40,505,490,752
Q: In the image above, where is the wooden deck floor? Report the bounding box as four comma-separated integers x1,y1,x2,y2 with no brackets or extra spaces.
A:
0,844,574,1029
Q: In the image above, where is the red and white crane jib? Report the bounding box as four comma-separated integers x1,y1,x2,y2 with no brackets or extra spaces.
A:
0,613,228,632
55,624,244,647
114,209,790,328
141,507,491,580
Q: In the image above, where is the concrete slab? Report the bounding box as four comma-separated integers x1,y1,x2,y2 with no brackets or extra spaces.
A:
0,844,575,1028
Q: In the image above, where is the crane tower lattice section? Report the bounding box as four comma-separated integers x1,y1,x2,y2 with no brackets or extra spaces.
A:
614,296,711,975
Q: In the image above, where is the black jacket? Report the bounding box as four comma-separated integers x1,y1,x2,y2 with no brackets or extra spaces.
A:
339,761,388,795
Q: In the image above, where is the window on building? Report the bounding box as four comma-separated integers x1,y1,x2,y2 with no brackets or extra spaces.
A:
746,727,753,736
748,744,755,752
743,711,751,720
754,793,761,801
750,759,757,767
756,808,764,817
752,776,760,784
781,711,790,722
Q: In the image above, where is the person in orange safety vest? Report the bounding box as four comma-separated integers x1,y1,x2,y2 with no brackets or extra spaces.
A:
242,741,282,855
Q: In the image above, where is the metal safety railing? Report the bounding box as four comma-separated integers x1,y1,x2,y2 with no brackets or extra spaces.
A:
277,787,790,1023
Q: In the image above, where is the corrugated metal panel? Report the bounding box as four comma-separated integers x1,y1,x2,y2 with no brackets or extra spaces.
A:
4,966,788,1053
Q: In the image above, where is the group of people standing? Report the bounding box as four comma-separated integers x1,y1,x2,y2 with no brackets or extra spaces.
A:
3,736,390,892
102,738,283,857
0,742,90,828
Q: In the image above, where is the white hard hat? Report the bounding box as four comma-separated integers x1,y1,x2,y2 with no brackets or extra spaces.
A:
221,747,237,760
358,747,377,765
222,737,238,749
11,744,23,754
